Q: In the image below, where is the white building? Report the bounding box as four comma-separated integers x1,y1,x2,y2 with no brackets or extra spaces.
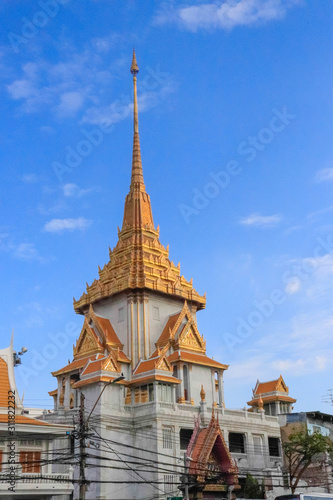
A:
0,336,73,499
46,51,289,500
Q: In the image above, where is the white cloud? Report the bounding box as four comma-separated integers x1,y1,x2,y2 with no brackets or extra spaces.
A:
57,91,85,116
239,212,282,227
13,243,41,261
154,0,301,32
82,79,175,126
62,183,92,198
272,355,328,375
6,49,111,116
21,173,38,183
315,168,333,183
285,277,301,294
44,217,91,233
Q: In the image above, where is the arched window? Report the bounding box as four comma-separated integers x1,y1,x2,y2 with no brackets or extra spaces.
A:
183,365,189,401
214,371,220,405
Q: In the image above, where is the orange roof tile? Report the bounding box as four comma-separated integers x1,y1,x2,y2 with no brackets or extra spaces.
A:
0,358,12,408
134,358,158,374
73,375,126,388
117,350,131,363
48,389,57,396
156,313,181,347
255,380,280,393
95,316,123,347
52,355,103,376
253,375,289,395
167,351,228,370
129,374,181,385
248,394,296,406
0,414,59,426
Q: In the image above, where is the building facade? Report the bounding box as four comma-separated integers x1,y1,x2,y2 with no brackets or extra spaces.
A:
0,337,73,499
279,411,333,493
46,51,289,500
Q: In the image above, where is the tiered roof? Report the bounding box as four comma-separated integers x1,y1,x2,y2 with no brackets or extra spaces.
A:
73,49,206,315
186,410,239,487
52,305,129,388
247,374,296,408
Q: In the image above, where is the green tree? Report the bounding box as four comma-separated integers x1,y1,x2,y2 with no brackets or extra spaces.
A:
283,428,333,493
244,473,264,499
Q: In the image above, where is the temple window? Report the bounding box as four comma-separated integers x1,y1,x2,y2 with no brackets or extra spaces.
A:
214,371,220,405
158,383,172,402
183,365,189,401
229,432,246,454
149,384,154,402
20,451,41,473
141,385,148,403
162,427,173,449
180,428,193,450
118,307,124,322
268,437,280,457
153,306,160,321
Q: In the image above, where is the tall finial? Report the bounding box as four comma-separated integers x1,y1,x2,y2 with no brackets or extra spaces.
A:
131,49,139,134
121,50,154,230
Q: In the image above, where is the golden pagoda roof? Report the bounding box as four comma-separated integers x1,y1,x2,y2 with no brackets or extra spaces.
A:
74,53,206,314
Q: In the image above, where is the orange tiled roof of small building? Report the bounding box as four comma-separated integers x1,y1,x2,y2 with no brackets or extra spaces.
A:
117,350,131,363
0,358,12,407
248,394,296,406
167,351,228,370
254,375,288,395
73,375,126,388
95,316,123,347
128,374,181,385
52,355,103,376
134,358,158,374
0,414,59,426
156,312,181,347
48,389,57,396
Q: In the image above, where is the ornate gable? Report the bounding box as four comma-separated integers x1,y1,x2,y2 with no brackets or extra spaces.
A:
155,355,172,372
101,351,120,373
188,412,238,487
73,318,104,359
176,322,206,353
156,301,206,354
276,374,288,393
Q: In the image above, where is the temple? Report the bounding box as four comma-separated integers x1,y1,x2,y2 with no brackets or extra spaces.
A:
247,375,297,415
46,51,290,500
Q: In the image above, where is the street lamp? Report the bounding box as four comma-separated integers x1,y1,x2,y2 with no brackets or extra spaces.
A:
86,373,125,425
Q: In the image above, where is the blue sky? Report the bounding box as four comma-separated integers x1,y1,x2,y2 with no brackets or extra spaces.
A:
1,0,333,413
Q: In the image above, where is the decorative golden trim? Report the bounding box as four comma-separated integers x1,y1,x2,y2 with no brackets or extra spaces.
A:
137,300,140,361
143,299,147,359
131,301,134,368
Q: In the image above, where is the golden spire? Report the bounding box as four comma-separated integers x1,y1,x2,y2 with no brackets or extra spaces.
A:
129,48,144,189
73,52,207,315
121,49,154,230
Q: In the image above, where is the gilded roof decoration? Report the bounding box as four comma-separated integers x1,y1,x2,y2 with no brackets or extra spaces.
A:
187,411,239,485
74,53,205,314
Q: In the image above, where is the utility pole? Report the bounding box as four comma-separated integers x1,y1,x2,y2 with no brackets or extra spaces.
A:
77,375,125,499
184,452,189,500
79,393,86,500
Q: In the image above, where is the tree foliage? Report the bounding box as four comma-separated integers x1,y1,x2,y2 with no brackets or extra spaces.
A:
283,428,333,493
244,473,265,499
